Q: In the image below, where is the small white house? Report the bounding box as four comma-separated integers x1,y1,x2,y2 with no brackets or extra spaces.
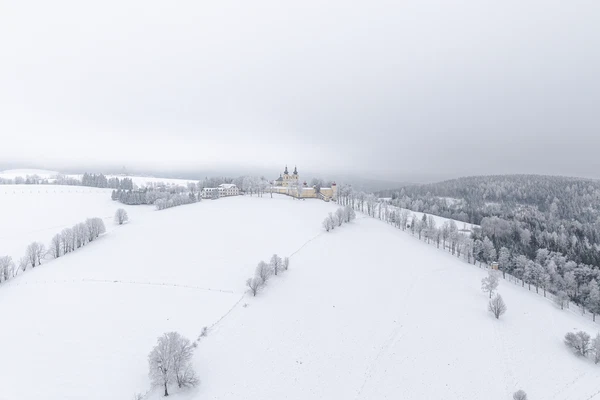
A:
201,184,240,199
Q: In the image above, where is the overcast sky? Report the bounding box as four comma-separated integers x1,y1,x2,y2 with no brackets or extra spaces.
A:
1,0,599,183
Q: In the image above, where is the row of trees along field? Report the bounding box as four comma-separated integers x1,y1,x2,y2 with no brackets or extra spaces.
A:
336,175,600,321
0,217,107,284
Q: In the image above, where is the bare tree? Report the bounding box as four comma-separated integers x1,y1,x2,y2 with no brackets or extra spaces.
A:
171,334,199,389
565,331,591,356
0,256,15,282
488,294,507,319
283,257,289,271
256,261,271,283
246,277,263,296
115,208,129,225
513,390,527,400
61,228,74,254
148,332,199,397
481,270,499,298
327,212,336,230
50,234,62,258
335,208,344,227
270,254,282,276
592,333,600,364
75,222,88,248
26,241,45,268
554,290,569,310
86,217,106,242
18,257,28,272
322,217,332,232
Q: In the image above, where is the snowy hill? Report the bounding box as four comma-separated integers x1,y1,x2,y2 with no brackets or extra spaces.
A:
1,195,599,399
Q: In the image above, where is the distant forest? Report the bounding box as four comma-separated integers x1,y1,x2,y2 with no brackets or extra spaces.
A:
378,175,600,264
374,175,600,313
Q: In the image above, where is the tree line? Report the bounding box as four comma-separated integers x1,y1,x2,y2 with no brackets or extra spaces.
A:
336,180,600,320
322,205,356,232
112,188,198,210
0,217,107,285
246,254,290,296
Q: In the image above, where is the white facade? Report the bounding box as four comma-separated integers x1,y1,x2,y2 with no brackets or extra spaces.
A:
201,184,240,199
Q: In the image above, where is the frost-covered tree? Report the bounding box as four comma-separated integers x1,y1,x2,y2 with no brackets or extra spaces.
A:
564,331,591,356
344,205,356,223
481,271,499,298
488,294,507,319
283,257,289,271
18,257,28,272
256,261,271,283
75,222,88,248
171,334,199,389
591,333,600,364
246,277,263,296
328,212,337,230
61,228,74,254
482,237,496,264
513,390,527,400
148,332,198,396
586,280,600,322
335,208,344,227
497,247,510,279
270,254,282,276
86,218,106,242
26,241,45,268
554,290,569,310
0,256,15,282
50,234,62,258
115,208,129,225
322,217,332,232
399,209,410,230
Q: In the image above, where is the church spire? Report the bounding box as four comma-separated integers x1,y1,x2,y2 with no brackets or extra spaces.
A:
293,165,298,175
284,165,288,175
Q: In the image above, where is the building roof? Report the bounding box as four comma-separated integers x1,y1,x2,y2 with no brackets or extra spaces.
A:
218,183,237,189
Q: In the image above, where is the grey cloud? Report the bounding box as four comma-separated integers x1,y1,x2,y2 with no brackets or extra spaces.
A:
1,0,599,183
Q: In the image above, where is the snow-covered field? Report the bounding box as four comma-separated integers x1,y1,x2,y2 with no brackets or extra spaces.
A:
1,195,599,400
0,185,151,262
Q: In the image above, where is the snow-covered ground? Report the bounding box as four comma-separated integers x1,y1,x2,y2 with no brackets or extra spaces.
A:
0,185,151,262
1,195,599,400
0,195,337,400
